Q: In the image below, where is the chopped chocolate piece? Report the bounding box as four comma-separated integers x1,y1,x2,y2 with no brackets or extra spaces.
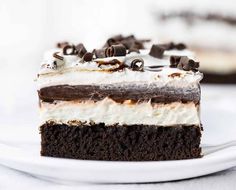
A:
170,55,199,71
130,58,144,71
149,44,165,58
159,42,175,50
94,48,107,58
53,52,64,61
81,52,93,62
158,42,186,51
63,45,76,55
133,41,145,49
175,43,187,50
107,35,123,46
128,48,140,54
57,41,69,48
120,40,134,49
105,44,126,57
170,56,181,67
103,34,148,51
75,43,87,58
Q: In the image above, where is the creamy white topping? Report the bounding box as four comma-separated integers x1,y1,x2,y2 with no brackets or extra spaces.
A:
37,49,202,89
40,98,200,126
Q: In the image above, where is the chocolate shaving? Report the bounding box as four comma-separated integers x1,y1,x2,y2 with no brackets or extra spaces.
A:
160,42,187,50
63,45,76,55
149,44,165,58
170,56,181,67
94,48,107,58
75,43,87,58
175,43,186,50
128,48,140,54
53,52,64,61
106,35,123,46
169,55,199,72
103,34,149,51
81,52,93,62
130,58,144,71
159,42,175,50
57,41,69,48
105,44,126,57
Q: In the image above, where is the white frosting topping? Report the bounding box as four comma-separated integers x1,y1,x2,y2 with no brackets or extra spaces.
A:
40,98,200,126
37,49,202,89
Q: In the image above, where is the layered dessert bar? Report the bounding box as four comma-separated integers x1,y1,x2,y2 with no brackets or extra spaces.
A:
153,1,236,83
37,35,203,161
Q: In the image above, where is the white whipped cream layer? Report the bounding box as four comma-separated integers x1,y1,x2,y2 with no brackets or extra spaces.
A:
37,49,202,89
40,98,200,126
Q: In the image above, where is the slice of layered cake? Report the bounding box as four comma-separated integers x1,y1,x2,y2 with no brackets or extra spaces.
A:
37,35,203,161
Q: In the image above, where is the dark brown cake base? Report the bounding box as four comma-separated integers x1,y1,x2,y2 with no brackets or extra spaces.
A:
201,72,236,84
40,122,202,161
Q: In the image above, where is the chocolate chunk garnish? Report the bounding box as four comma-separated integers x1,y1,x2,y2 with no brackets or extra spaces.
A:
63,45,76,55
130,58,144,71
103,34,148,51
57,41,69,48
81,52,93,62
169,55,199,72
158,42,187,51
53,52,64,61
170,55,181,67
149,44,165,58
159,42,175,50
94,48,107,58
128,48,140,54
75,43,87,58
106,35,123,46
175,43,186,50
105,44,126,57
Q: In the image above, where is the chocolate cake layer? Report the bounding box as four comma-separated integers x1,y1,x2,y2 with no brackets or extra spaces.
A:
40,122,202,161
38,84,201,103
201,72,236,84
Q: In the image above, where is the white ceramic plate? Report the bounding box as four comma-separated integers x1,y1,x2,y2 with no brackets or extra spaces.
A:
0,85,236,183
